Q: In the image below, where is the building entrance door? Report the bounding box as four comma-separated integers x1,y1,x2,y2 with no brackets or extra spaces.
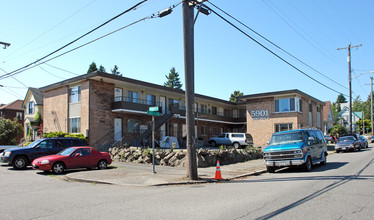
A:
114,118,122,141
159,96,166,114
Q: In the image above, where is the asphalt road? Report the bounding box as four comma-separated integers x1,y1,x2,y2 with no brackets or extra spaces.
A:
1,144,373,220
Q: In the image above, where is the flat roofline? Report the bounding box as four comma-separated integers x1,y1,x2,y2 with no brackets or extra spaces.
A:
238,89,325,105
40,71,245,106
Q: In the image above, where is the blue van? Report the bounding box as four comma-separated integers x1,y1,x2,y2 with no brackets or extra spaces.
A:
263,129,327,173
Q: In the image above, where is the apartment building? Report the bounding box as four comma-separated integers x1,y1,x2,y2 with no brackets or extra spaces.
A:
40,71,246,149
239,90,325,146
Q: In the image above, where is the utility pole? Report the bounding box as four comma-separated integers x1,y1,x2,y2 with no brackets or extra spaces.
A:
183,0,198,180
371,77,373,136
337,43,362,133
0,41,10,49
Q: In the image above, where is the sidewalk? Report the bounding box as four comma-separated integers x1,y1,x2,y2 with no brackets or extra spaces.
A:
65,148,337,187
64,159,268,187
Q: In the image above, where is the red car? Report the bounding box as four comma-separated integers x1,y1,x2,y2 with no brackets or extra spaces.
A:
32,146,112,174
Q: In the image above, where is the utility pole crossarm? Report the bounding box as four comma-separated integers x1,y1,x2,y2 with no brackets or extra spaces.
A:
0,41,11,49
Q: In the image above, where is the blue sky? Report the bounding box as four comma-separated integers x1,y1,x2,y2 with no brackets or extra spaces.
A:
1,0,373,105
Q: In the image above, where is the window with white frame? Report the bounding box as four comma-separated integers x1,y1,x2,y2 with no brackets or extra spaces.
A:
128,91,138,103
275,97,302,113
69,117,81,133
275,123,293,132
28,101,35,114
16,112,23,120
69,85,81,103
201,104,207,114
147,94,156,106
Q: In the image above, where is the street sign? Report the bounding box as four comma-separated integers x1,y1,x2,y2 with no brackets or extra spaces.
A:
149,106,159,112
147,110,160,116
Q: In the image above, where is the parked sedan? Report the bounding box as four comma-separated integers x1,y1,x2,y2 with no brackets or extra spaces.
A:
32,147,112,174
358,136,368,148
335,136,361,153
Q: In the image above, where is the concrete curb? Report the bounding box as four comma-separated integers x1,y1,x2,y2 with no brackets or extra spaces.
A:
63,168,269,187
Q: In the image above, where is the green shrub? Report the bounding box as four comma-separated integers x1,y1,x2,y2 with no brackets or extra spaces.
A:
23,141,33,147
43,132,87,144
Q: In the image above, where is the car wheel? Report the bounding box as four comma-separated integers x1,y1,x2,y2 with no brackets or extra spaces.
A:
336,149,340,153
357,145,361,151
266,166,276,173
97,160,108,170
210,141,216,147
13,156,28,170
320,153,327,165
52,162,65,174
233,142,240,149
303,157,312,172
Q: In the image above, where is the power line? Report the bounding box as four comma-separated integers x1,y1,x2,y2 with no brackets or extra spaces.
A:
203,3,347,96
207,1,348,91
0,0,149,80
0,67,28,88
1,0,98,63
0,16,156,79
44,63,80,76
38,66,66,80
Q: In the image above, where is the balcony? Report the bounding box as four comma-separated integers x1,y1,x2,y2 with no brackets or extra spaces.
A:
111,96,162,113
112,98,246,123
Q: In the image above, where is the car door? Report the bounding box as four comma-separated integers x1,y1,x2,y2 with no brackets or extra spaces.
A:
30,139,55,161
306,131,317,160
68,148,92,168
51,139,65,155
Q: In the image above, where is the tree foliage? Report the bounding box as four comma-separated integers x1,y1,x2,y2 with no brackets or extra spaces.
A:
336,93,347,103
357,118,371,134
111,65,121,76
164,67,182,89
99,65,106,73
87,62,98,73
330,124,347,136
229,90,244,103
0,118,23,145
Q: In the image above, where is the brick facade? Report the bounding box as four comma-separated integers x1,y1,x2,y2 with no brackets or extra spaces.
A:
43,86,68,133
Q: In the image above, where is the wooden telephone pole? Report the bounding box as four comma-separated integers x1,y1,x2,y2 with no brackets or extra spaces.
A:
183,0,198,180
337,43,362,133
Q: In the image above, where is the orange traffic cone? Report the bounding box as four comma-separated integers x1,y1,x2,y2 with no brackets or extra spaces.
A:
214,160,223,180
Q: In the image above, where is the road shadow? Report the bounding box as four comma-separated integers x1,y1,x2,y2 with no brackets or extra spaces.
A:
35,165,118,176
238,158,374,220
272,162,348,174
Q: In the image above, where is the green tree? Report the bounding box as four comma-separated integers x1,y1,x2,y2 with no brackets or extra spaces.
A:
111,65,121,76
331,103,341,124
357,118,371,134
336,93,347,103
330,124,347,137
87,62,98,73
164,67,182,89
352,96,362,111
0,118,23,145
229,90,244,103
98,65,106,72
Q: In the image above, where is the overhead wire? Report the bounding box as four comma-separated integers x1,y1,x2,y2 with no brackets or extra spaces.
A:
0,0,149,80
1,0,98,63
0,68,28,88
207,1,348,91
0,1,183,79
43,63,80,76
202,3,348,96
38,66,66,80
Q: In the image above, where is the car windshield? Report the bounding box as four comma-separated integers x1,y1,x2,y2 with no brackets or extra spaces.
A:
27,139,44,148
270,132,304,145
57,148,76,156
339,136,355,142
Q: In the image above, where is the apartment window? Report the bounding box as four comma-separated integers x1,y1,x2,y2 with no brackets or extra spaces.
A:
179,101,186,110
211,107,217,115
128,91,138,103
201,126,207,136
69,117,81,133
16,112,23,121
212,127,218,136
169,123,178,137
224,109,230,117
114,88,123,101
28,101,35,114
194,102,198,112
128,119,139,133
69,86,81,103
275,97,300,113
201,104,207,114
239,109,246,117
275,123,293,132
147,94,156,106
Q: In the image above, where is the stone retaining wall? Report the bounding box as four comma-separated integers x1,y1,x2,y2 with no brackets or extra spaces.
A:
109,147,263,168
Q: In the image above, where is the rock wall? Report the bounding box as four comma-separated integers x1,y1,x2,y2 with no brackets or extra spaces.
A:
109,147,263,168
